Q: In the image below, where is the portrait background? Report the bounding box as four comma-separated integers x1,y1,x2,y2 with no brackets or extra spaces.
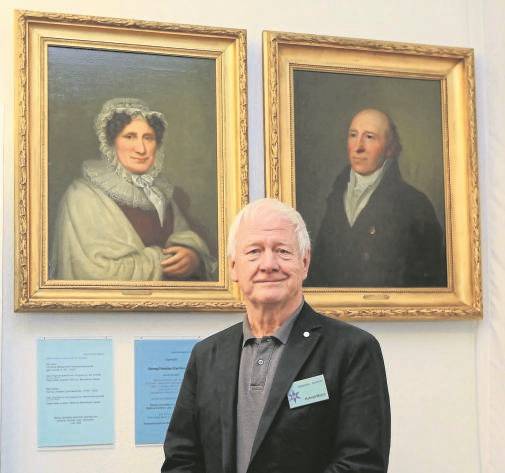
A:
47,46,218,259
293,70,445,247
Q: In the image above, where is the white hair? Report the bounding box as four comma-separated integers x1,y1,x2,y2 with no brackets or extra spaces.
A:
227,198,311,258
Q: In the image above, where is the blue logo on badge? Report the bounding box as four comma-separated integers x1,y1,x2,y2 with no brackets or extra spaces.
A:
288,389,301,404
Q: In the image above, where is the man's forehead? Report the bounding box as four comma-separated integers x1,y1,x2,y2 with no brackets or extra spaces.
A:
350,109,389,132
238,211,296,237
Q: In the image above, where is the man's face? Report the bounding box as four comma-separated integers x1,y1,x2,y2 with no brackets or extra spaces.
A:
347,109,390,176
230,210,310,310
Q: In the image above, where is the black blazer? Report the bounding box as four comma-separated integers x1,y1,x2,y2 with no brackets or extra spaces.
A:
307,161,447,288
162,303,390,473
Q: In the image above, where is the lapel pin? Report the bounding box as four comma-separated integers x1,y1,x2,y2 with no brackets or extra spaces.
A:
303,331,310,338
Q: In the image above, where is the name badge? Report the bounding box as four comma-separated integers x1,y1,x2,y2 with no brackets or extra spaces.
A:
287,374,329,408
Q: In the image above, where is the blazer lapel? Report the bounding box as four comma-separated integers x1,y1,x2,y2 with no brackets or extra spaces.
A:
248,305,322,464
218,324,243,473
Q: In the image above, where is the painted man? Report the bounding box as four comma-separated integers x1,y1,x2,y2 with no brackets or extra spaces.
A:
307,108,447,287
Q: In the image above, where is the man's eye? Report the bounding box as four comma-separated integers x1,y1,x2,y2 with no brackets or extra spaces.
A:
366,134,375,139
144,135,155,141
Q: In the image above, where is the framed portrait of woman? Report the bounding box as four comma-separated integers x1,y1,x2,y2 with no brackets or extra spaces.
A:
263,31,482,320
14,11,248,311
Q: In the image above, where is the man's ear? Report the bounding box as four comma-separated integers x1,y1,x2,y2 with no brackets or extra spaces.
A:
230,258,238,282
384,135,395,159
302,250,311,280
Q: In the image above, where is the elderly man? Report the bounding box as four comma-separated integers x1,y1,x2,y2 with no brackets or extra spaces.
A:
308,108,447,288
162,198,390,473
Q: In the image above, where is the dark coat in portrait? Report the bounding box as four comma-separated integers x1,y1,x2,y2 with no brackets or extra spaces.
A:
307,160,447,287
162,303,390,473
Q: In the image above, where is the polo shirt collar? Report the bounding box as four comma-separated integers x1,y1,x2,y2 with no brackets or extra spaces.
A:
242,300,304,347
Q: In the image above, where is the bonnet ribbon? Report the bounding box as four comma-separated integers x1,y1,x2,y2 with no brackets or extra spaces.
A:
131,174,166,225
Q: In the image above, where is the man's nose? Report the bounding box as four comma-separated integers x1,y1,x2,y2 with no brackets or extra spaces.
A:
259,250,280,272
354,135,365,152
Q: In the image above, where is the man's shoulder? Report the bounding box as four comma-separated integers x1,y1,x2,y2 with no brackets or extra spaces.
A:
192,321,243,353
384,163,436,206
301,304,380,348
387,179,439,226
328,165,351,195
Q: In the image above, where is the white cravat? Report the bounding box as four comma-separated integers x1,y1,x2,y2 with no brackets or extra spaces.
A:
344,159,391,227
131,174,166,224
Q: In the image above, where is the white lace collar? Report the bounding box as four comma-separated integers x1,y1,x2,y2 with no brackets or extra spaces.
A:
82,159,174,211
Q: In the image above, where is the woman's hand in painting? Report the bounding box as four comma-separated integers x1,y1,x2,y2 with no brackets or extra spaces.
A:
161,246,201,279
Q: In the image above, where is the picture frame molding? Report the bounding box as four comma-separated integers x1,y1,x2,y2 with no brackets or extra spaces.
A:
14,10,249,312
263,30,481,320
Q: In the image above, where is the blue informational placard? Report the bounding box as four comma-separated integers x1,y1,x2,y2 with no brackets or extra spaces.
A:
134,338,198,445
37,338,114,448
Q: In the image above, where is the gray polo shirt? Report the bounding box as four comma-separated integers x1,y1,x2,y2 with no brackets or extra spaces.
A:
236,303,303,473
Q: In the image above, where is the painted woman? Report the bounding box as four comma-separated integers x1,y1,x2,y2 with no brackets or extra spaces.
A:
50,98,216,281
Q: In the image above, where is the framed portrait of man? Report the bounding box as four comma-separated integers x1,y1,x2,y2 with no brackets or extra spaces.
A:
14,11,248,311
263,31,481,320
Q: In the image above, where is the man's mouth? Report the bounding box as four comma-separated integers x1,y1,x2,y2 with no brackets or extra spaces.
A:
254,279,286,284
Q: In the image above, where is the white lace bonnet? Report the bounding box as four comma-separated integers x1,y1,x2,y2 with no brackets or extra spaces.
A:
94,97,169,178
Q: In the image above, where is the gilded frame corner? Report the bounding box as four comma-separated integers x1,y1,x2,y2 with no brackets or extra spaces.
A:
14,10,249,312
263,31,481,320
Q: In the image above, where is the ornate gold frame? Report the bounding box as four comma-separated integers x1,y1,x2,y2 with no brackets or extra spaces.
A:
263,31,481,320
14,10,248,311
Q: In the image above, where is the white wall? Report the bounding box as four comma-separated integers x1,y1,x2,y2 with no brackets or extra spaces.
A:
476,1,505,472
2,0,497,472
